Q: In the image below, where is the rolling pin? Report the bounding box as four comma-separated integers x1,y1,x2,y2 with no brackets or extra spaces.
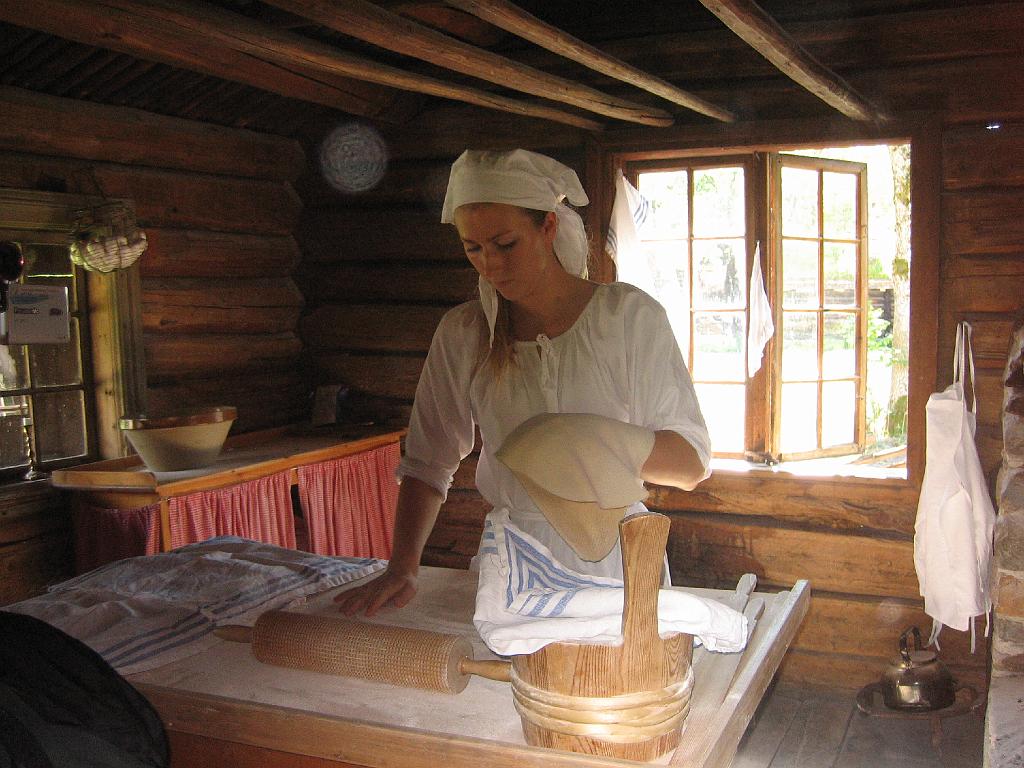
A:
215,610,511,694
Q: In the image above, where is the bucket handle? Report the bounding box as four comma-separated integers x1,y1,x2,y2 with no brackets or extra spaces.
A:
619,512,670,652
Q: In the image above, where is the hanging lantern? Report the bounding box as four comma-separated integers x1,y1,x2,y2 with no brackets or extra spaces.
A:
69,201,148,273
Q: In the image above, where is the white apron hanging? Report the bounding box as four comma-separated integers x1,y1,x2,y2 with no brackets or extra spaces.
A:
913,321,996,650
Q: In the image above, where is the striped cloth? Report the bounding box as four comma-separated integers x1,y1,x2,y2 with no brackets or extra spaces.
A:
474,510,748,656
5,537,384,675
298,442,399,558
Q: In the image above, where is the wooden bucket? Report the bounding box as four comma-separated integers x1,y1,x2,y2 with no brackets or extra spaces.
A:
510,512,694,760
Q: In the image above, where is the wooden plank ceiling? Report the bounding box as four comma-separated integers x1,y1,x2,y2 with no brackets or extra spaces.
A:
0,1,965,137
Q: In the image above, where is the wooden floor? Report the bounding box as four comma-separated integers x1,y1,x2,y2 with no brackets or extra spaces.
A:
733,681,984,768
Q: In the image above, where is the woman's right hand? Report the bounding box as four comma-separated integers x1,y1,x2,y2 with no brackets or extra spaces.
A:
333,568,418,617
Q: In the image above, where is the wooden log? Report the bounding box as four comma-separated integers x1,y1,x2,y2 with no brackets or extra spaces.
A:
790,592,987,667
0,85,305,182
261,0,672,126
693,0,883,121
941,273,1024,314
0,152,301,235
312,352,424,400
944,123,1024,189
141,230,301,278
777,647,987,693
299,209,464,263
666,514,918,600
649,474,917,536
943,189,1024,257
300,305,447,354
142,277,304,334
144,333,303,378
146,371,310,432
0,0,402,122
0,531,71,605
297,264,477,306
301,159,453,208
444,0,733,121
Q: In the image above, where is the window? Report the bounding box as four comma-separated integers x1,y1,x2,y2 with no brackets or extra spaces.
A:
0,238,96,477
0,189,145,482
624,144,909,477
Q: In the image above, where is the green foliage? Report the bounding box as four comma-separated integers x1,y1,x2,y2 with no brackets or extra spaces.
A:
867,306,892,354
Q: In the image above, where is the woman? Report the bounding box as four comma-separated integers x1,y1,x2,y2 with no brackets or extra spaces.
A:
336,149,710,617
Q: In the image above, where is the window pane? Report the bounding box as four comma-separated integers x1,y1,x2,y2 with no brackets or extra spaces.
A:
22,243,78,313
823,312,857,379
695,383,745,454
638,171,688,240
693,312,745,382
781,166,818,238
31,389,87,463
823,172,857,239
694,239,745,309
634,240,690,356
782,312,818,380
822,380,856,447
782,239,818,308
824,242,858,307
693,167,744,237
28,318,83,387
781,382,817,453
0,345,28,390
0,401,30,471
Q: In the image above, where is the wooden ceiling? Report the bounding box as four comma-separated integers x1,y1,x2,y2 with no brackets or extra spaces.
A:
0,1,1010,139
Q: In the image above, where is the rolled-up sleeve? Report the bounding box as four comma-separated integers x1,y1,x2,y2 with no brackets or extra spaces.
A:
397,303,483,500
627,292,712,479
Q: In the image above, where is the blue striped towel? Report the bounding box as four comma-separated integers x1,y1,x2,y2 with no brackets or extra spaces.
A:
474,511,748,656
5,537,384,674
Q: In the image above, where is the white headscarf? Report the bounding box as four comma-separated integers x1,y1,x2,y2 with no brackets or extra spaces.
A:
441,149,591,345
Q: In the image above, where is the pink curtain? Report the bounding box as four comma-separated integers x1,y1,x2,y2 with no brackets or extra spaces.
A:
167,470,296,551
72,499,160,574
298,442,399,559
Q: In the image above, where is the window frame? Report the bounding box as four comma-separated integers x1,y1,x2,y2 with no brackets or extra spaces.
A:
0,189,146,482
603,117,940,512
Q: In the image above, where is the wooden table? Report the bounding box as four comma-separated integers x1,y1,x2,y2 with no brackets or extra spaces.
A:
51,425,406,552
131,567,809,768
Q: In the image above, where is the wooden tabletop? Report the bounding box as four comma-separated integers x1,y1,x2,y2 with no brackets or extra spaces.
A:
51,424,406,499
132,567,809,768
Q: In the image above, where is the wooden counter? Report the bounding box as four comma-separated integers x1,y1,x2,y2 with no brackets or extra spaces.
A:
51,425,406,552
132,567,810,768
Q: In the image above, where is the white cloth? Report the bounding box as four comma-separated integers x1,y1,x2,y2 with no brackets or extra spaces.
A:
440,149,589,223
4,537,384,674
398,281,711,578
473,510,748,656
747,243,774,376
607,173,691,358
914,322,995,649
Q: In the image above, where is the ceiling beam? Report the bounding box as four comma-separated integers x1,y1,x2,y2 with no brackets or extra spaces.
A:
695,0,886,122
0,0,603,130
444,0,736,123
260,0,674,127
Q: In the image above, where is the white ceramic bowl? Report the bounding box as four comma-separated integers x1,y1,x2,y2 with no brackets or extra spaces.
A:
119,406,237,471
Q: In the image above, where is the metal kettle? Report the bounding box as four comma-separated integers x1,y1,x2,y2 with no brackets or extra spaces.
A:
881,626,956,711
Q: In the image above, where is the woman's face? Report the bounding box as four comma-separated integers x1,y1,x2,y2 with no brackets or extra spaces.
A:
453,203,558,303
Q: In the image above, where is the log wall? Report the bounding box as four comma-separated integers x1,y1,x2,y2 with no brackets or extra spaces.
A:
295,3,1024,691
0,87,308,603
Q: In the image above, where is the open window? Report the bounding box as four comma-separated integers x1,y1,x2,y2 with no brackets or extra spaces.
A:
620,140,916,481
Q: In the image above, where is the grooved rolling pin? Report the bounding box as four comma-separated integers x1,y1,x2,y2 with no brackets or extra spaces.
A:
215,610,511,694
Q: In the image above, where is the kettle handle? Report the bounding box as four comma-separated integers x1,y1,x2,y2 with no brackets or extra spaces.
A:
899,626,923,662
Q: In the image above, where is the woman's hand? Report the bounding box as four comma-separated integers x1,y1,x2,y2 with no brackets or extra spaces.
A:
334,568,418,617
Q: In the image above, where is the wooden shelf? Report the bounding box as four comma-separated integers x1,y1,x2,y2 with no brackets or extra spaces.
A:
52,424,405,551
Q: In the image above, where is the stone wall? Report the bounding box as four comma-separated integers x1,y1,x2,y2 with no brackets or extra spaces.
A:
985,314,1024,766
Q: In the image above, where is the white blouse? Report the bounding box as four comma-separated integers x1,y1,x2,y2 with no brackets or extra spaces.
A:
397,281,711,577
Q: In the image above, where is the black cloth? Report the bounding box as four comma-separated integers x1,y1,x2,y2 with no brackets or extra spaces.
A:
0,611,169,768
